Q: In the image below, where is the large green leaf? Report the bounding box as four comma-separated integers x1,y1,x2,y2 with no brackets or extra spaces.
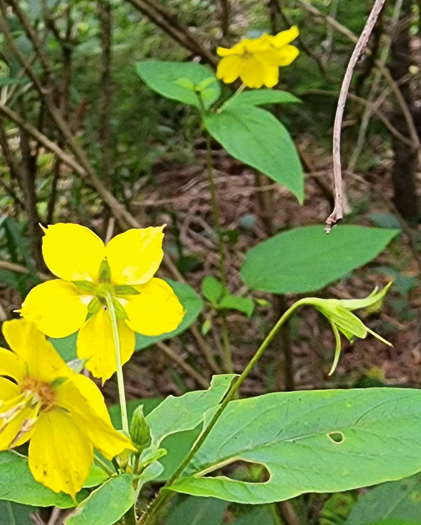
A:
226,89,301,107
136,60,220,109
347,475,421,525
0,501,36,525
146,374,235,446
65,475,134,525
135,280,203,350
204,105,303,201
171,388,421,504
0,452,79,508
167,495,227,525
241,225,399,294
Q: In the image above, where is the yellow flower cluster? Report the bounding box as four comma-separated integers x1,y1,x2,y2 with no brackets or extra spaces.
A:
0,223,184,496
216,27,299,88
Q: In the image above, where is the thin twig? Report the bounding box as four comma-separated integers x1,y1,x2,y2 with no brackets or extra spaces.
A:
157,342,209,388
326,0,386,233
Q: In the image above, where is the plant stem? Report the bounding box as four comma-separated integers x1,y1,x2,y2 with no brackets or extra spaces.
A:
105,293,129,434
138,299,306,525
204,131,233,373
94,452,115,477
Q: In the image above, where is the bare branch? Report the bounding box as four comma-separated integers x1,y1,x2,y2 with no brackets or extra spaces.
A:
325,0,386,233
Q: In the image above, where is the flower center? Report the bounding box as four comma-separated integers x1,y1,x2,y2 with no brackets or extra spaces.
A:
20,377,56,411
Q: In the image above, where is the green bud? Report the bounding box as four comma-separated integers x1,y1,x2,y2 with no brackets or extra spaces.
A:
201,318,212,336
176,78,196,91
197,77,217,90
99,260,112,283
73,281,97,294
130,405,151,452
88,296,102,315
114,285,141,296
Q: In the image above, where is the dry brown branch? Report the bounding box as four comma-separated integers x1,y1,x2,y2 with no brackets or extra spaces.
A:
324,0,386,232
124,0,217,66
157,342,209,388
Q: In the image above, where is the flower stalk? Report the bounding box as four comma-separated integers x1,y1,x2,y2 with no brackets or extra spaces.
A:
105,292,129,434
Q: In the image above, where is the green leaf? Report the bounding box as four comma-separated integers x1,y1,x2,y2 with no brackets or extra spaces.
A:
136,61,220,109
232,506,277,525
0,501,37,525
227,89,301,107
347,474,421,525
135,279,203,351
167,495,227,525
219,295,255,317
146,374,235,447
171,388,421,504
204,105,303,201
202,276,224,304
0,452,80,508
241,225,399,294
49,333,78,362
65,475,134,525
83,465,108,489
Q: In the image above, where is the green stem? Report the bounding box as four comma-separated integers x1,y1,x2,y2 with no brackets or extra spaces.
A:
204,131,233,373
105,293,129,434
138,299,306,525
94,452,115,477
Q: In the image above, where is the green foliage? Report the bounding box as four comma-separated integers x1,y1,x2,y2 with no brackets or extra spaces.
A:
167,495,228,525
146,375,234,447
232,506,278,525
171,388,421,504
347,475,421,525
226,89,301,107
65,475,134,525
0,452,81,508
202,276,254,317
241,225,399,294
136,60,220,109
204,105,304,201
0,501,36,525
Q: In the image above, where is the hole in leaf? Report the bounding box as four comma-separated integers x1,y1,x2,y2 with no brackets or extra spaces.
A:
327,431,345,445
205,460,270,482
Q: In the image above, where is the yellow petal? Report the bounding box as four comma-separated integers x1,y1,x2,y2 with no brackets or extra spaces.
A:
0,347,26,382
216,41,245,57
217,56,244,84
2,319,72,383
272,26,299,48
29,409,93,497
0,377,20,401
42,223,105,282
0,405,38,450
272,45,299,67
77,309,135,381
240,58,266,88
55,375,134,459
20,280,88,338
106,227,164,285
124,278,184,336
262,65,280,87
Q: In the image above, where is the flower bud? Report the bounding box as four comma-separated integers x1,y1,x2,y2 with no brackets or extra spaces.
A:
130,405,151,452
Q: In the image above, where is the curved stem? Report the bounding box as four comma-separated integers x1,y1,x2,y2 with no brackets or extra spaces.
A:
94,452,115,477
105,293,129,434
138,299,306,525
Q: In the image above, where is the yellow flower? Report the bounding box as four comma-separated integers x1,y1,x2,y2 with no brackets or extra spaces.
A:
216,26,299,88
20,224,185,381
0,319,134,497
